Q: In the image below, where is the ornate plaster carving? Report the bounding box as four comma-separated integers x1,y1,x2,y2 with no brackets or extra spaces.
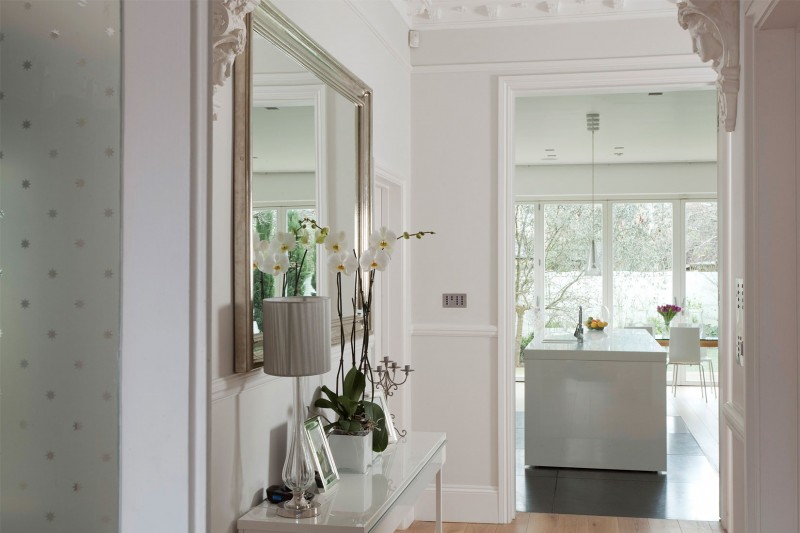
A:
212,0,259,120
678,0,740,132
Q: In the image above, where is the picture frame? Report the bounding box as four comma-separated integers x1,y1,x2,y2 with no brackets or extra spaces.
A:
368,389,398,444
304,415,339,492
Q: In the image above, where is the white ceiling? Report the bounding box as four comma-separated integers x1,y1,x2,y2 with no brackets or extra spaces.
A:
393,0,678,29
514,90,718,166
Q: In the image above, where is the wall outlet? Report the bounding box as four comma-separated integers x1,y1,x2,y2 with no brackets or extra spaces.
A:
736,278,744,366
442,293,467,308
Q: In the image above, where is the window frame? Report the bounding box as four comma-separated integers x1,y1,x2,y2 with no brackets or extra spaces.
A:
517,196,717,338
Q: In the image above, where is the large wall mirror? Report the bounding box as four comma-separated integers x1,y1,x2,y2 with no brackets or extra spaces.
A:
233,1,373,373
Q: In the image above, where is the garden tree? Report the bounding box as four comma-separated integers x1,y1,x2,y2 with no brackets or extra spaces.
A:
514,201,718,361
611,203,673,334
285,209,317,297
686,202,718,270
251,208,318,332
684,202,719,336
514,204,536,365
513,203,601,364
542,203,603,328
253,210,276,331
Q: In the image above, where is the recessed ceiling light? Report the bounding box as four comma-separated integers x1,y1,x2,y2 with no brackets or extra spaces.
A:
614,146,624,150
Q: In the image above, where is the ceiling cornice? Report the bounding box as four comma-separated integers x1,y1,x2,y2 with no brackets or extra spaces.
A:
400,0,679,30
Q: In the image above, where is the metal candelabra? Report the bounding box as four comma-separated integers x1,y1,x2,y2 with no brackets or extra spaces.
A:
372,356,413,438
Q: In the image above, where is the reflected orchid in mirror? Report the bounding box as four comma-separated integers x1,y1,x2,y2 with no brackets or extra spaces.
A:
297,227,316,250
269,231,297,254
256,252,289,276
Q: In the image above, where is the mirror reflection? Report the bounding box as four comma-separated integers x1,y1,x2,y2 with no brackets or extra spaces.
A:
234,2,372,372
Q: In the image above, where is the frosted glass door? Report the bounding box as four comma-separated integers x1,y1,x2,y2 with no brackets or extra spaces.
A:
0,1,121,530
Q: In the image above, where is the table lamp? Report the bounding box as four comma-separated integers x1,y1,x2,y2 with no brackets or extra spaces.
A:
263,296,331,519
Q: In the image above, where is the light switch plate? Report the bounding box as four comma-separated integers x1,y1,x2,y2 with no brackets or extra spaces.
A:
442,293,467,308
736,278,744,366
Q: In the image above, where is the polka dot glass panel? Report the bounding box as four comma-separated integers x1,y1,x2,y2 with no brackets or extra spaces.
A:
0,1,121,530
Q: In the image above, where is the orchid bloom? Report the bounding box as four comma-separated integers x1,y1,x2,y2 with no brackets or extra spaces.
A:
370,226,397,255
359,247,391,272
325,230,348,254
315,226,330,244
297,227,316,250
252,228,262,252
327,251,359,275
256,252,290,277
268,231,296,254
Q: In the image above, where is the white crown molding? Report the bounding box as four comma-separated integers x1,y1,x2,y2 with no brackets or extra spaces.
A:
212,0,259,120
404,0,676,30
344,0,413,71
677,0,740,132
410,324,499,337
412,53,711,75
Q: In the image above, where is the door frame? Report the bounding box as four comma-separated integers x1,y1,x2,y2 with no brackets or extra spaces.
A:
496,64,720,522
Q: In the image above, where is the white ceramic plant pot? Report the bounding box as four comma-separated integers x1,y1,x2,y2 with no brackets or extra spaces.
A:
327,430,372,474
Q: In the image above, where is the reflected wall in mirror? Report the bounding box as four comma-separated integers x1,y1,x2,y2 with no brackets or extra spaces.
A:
233,2,373,373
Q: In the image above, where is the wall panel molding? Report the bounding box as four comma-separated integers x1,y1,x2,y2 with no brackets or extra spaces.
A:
410,324,498,337
413,54,711,75
722,401,745,441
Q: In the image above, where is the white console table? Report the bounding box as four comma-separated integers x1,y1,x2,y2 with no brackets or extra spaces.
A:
238,432,446,533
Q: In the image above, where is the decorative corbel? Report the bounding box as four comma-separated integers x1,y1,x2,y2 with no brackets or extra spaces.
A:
677,0,740,132
212,0,259,120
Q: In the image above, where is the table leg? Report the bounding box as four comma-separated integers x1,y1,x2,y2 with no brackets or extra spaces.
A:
435,469,442,533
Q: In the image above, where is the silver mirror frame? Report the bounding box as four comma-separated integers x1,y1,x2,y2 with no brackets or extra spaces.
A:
233,2,373,373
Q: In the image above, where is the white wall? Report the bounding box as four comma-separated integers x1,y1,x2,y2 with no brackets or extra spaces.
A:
121,1,209,531
742,4,800,531
515,162,716,199
253,173,315,204
210,2,411,533
409,17,706,523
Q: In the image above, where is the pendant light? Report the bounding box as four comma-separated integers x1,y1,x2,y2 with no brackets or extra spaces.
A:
585,113,601,276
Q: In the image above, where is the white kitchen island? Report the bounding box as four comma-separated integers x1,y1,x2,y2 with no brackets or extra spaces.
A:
524,328,667,472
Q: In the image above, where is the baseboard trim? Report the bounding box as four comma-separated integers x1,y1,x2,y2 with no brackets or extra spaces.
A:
410,324,498,338
414,484,499,524
722,400,745,441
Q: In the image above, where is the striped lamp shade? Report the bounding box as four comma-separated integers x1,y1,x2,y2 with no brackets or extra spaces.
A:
262,297,331,377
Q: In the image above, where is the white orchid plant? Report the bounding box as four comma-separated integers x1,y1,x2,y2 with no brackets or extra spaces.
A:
254,218,434,452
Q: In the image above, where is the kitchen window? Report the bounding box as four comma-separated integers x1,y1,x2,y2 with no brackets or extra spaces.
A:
514,199,718,345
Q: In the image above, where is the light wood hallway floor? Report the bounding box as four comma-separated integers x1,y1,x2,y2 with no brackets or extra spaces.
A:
401,513,724,533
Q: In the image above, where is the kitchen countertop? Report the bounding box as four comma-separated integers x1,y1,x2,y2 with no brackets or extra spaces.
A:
525,328,666,362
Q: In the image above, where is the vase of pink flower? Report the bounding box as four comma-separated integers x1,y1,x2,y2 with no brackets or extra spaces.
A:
656,303,683,331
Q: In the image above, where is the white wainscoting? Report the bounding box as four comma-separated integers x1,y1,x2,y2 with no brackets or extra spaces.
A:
415,484,500,524
410,324,498,338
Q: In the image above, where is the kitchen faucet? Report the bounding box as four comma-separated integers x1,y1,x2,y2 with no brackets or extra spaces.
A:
574,305,584,343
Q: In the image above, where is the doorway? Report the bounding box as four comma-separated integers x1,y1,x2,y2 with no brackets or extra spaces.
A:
497,67,726,523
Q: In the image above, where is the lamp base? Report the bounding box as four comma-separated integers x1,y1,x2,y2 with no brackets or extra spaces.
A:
276,499,320,519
